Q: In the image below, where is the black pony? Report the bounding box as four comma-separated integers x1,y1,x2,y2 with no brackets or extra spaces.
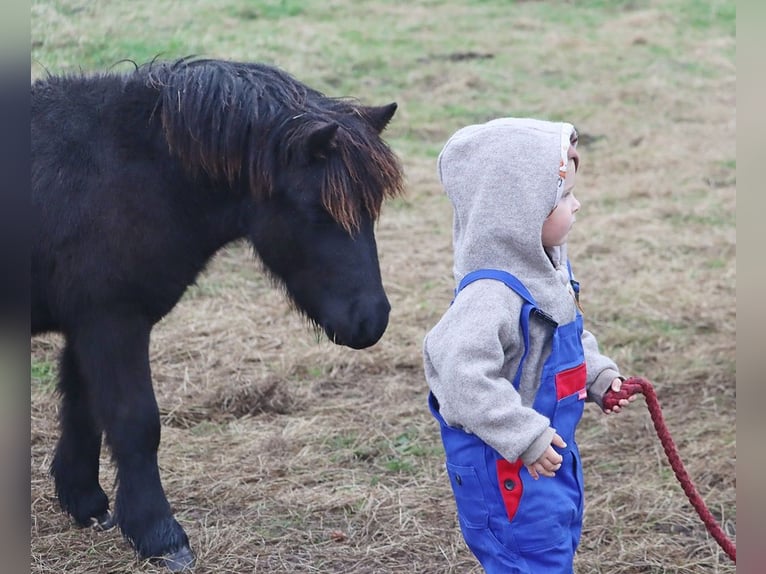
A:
31,57,404,570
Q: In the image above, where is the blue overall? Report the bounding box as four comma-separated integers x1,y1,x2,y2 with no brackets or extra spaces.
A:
429,268,586,573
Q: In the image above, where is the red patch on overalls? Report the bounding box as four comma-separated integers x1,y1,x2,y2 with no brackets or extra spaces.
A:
555,363,587,400
496,459,524,521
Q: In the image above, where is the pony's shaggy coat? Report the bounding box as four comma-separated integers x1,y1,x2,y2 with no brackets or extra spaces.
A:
31,56,403,569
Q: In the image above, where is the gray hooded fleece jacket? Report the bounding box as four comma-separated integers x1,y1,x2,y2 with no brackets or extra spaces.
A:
423,118,621,466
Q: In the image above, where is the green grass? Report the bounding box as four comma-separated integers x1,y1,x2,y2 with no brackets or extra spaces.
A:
678,0,736,33
378,427,442,474
325,427,441,474
234,0,305,19
31,359,57,392
190,420,226,436
30,0,736,156
662,209,735,228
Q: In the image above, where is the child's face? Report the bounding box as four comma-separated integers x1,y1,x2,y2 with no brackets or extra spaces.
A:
542,160,580,248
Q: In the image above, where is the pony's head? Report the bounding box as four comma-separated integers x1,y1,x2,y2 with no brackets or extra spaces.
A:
151,58,405,348
246,103,402,349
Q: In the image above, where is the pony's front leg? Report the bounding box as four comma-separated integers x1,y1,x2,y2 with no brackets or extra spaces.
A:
72,315,195,571
51,343,111,529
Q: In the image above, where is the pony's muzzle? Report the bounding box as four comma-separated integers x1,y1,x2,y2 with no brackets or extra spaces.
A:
325,295,390,349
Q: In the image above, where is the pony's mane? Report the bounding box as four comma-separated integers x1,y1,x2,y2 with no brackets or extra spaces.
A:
139,57,404,231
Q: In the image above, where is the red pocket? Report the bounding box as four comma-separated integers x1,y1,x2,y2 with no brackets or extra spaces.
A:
555,363,586,401
496,459,524,522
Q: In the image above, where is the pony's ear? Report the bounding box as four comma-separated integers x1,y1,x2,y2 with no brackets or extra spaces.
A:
305,122,340,157
361,103,398,133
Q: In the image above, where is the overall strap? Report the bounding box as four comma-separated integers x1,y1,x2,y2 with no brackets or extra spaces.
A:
455,269,557,328
454,269,553,390
566,260,580,304
456,269,537,306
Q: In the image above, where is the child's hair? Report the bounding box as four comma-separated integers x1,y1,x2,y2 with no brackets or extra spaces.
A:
569,128,580,171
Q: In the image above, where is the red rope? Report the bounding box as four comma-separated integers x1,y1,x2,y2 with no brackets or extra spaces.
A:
603,376,736,563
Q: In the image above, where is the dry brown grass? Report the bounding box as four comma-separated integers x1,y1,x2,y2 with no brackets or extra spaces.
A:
31,1,735,572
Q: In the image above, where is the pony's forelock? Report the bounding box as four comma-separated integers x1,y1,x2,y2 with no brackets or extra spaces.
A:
319,127,404,233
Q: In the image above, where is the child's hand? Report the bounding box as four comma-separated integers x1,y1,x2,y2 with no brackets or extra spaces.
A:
604,377,638,414
525,432,566,479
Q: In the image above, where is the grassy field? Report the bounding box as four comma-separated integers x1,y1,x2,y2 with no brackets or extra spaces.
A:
31,1,736,572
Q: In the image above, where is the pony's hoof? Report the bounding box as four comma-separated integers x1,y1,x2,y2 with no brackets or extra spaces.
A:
90,511,114,531
160,546,196,571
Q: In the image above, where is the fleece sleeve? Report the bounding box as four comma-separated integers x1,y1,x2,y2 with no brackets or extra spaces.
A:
581,327,621,410
423,284,552,465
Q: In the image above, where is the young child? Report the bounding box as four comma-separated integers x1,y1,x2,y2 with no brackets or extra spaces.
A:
423,117,635,573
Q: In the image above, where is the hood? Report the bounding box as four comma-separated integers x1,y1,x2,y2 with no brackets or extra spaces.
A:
437,117,578,322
